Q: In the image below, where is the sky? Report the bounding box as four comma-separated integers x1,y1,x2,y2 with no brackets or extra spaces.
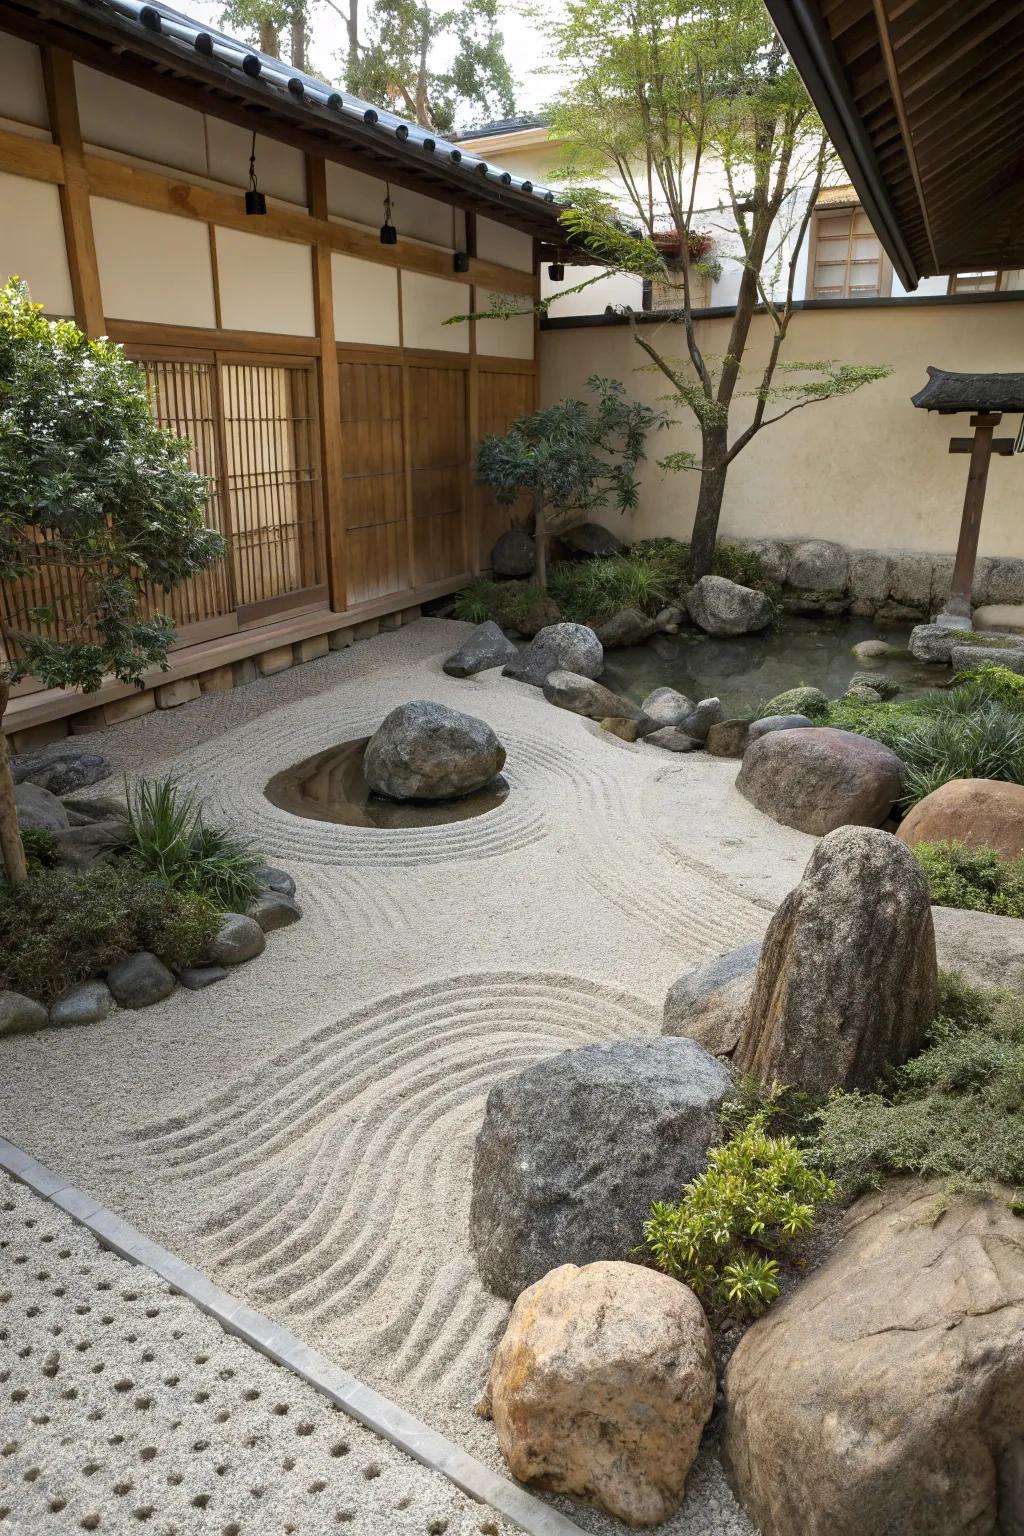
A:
181,0,565,124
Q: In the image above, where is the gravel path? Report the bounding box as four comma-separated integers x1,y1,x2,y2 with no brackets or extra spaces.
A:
0,618,811,1535
0,1169,518,1536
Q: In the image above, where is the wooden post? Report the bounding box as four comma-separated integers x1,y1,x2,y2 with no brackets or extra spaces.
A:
947,412,1011,616
465,211,480,575
42,48,104,337
306,155,347,612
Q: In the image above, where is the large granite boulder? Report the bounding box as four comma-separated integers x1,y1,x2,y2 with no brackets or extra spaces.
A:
723,1180,1024,1536
208,913,267,966
933,905,1024,991
736,726,904,835
559,521,625,559
686,575,773,636
491,527,535,579
542,670,643,721
735,827,937,1095
14,782,69,832
12,749,109,796
898,777,1024,860
742,538,791,587
50,820,126,868
951,643,1024,677
503,623,603,687
909,622,975,664
642,687,695,727
595,608,659,648
483,1261,714,1528
662,941,760,1058
443,620,517,677
787,538,849,595
364,700,506,800
470,1036,731,1301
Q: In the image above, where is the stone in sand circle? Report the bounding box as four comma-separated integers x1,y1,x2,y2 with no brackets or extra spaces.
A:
363,700,506,801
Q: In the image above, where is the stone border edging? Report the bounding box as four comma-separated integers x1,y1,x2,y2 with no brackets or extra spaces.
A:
0,1134,583,1536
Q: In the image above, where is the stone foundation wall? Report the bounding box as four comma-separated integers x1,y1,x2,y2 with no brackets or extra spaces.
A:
735,538,1024,624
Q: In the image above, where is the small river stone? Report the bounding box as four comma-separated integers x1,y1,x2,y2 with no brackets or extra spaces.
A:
177,965,228,991
250,892,303,932
254,865,296,897
107,952,176,1009
643,727,701,752
209,913,267,965
748,713,813,740
0,991,48,1036
49,981,112,1028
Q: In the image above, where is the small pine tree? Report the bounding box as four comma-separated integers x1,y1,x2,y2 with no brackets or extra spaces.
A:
0,279,222,883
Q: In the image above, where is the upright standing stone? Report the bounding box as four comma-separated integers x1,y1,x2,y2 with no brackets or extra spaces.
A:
735,826,937,1095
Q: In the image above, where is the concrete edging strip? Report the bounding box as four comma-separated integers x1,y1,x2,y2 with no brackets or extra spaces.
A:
0,1134,583,1536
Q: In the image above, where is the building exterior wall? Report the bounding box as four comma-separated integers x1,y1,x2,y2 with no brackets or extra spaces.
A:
540,299,1024,559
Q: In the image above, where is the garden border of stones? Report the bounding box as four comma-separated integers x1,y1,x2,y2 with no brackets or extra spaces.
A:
0,1132,586,1536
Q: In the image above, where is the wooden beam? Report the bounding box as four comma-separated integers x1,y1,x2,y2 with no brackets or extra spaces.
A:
0,126,64,184
949,437,1015,455
41,47,104,335
871,0,941,275
306,154,347,614
82,152,537,295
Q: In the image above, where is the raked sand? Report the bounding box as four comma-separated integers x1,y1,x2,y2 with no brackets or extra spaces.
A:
0,618,816,1536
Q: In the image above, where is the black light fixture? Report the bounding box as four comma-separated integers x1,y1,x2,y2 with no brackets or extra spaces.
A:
548,262,565,281
380,183,397,245
245,130,266,216
453,251,470,273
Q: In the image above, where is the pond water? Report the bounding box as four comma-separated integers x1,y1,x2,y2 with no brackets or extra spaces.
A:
601,615,941,716
265,737,509,829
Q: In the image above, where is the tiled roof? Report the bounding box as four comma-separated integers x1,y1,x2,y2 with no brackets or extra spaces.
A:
454,114,550,142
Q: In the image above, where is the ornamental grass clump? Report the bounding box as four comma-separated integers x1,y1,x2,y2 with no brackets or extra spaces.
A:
811,974,1024,1199
644,1113,835,1320
912,840,1024,918
122,775,262,910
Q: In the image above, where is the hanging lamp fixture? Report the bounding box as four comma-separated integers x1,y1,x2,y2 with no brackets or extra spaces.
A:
245,130,267,215
380,183,397,245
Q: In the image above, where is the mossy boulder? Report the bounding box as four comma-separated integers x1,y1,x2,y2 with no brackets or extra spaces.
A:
759,686,830,721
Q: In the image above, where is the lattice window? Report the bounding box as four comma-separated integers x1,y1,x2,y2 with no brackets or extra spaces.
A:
810,206,889,298
947,271,1006,294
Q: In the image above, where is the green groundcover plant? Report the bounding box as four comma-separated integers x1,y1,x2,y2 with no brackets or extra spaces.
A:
644,1113,835,1319
121,776,262,910
0,863,218,1004
913,840,1024,918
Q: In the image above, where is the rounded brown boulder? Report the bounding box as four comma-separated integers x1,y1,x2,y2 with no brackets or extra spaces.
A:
736,725,904,835
897,777,1024,859
482,1260,715,1527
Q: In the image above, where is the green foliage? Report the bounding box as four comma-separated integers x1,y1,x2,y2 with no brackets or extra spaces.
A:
644,1113,836,1319
121,776,262,910
953,664,1024,712
548,551,678,623
0,278,221,693
0,864,218,1003
823,688,1024,807
475,377,668,535
452,578,552,629
913,841,1024,919
19,827,59,874
812,976,1024,1199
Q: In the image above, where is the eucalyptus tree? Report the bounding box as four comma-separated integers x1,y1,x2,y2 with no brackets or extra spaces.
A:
0,280,221,884
540,0,890,577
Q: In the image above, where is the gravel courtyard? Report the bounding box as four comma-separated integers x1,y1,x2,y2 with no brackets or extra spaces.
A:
0,617,818,1535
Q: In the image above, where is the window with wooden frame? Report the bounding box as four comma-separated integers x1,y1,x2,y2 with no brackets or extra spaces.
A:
947,271,1007,294
807,204,891,299
643,270,711,312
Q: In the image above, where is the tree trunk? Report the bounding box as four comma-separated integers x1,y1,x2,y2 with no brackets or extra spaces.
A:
0,678,27,885
259,17,280,57
689,427,729,580
534,497,547,589
289,5,306,69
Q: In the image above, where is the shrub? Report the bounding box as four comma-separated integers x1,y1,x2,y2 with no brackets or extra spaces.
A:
811,974,1024,1198
547,552,678,623
913,840,1024,918
122,775,262,909
952,664,1024,712
19,826,59,874
452,577,552,630
0,864,219,1003
644,1113,836,1319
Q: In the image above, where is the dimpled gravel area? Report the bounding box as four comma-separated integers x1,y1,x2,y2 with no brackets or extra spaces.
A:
0,1172,515,1536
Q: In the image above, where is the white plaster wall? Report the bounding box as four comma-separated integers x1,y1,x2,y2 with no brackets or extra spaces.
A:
400,270,468,351
476,217,533,273
332,252,399,347
325,161,458,249
215,227,315,335
0,33,49,130
475,288,534,359
76,64,208,177
91,197,216,327
540,300,1024,558
205,119,306,207
0,170,73,315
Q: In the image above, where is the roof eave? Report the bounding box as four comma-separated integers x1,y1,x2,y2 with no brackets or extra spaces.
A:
763,0,920,292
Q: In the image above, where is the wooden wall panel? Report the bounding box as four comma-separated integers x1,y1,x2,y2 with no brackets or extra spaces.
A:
476,368,536,560
340,359,409,604
407,364,468,587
